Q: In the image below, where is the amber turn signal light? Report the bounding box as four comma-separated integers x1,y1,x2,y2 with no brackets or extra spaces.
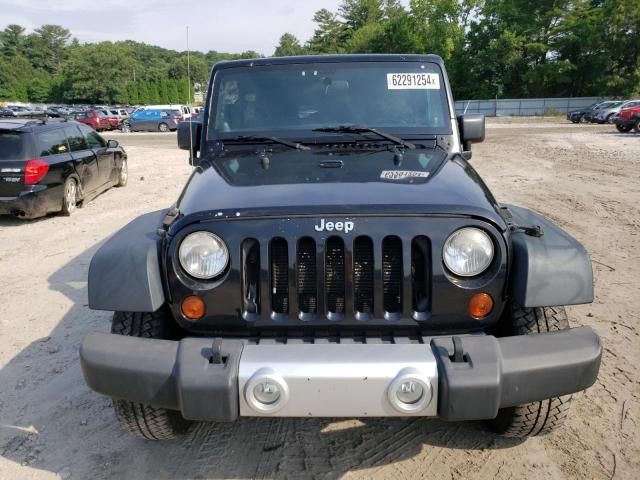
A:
181,295,206,320
468,293,493,318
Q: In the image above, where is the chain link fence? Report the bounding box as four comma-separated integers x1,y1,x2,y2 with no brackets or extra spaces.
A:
454,96,608,117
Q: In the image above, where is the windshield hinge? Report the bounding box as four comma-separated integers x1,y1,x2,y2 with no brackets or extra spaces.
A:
510,224,544,237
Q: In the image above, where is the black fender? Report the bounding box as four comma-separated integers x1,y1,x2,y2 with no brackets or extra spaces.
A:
88,210,167,312
506,205,593,307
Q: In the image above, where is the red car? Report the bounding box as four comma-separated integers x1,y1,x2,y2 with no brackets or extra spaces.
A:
74,110,114,131
615,105,640,133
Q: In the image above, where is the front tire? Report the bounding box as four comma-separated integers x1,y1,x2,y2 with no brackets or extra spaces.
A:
633,119,640,133
110,310,191,440
488,305,573,437
158,122,169,132
616,124,632,133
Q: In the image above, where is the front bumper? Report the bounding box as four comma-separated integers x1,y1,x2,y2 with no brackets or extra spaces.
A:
80,327,602,422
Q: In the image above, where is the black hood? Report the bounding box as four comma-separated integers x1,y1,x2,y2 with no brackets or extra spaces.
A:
174,153,506,231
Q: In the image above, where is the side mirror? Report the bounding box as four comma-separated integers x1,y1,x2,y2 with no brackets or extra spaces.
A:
106,139,119,149
457,114,485,153
177,121,202,165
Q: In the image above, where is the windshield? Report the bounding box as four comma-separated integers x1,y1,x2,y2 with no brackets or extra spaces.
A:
209,61,451,140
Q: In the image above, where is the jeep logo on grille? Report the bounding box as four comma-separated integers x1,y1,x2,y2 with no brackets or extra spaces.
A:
314,219,354,233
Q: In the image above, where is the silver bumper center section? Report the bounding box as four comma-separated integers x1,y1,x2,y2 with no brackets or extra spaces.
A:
238,344,438,417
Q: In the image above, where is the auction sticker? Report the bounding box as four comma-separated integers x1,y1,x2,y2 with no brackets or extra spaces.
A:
380,170,430,180
387,73,440,90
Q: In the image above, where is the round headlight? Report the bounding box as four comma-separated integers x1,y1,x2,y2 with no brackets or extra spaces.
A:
179,231,229,279
443,228,494,277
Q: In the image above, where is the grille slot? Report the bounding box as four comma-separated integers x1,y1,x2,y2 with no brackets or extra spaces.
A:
241,239,260,317
325,237,345,314
412,236,431,314
297,237,317,314
270,238,289,314
382,236,403,314
353,236,374,315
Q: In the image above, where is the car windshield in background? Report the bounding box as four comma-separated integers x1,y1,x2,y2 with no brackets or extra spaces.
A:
0,131,27,160
209,62,451,140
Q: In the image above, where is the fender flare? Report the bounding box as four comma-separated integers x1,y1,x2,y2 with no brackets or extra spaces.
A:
506,204,593,307
88,209,167,312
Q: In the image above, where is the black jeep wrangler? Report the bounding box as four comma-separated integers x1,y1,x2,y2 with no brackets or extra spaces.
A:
80,55,601,440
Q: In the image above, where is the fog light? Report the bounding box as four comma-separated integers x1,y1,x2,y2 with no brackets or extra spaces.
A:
388,368,432,414
244,368,289,414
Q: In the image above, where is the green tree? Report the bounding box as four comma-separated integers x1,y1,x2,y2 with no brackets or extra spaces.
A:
339,0,384,31
0,54,31,100
274,33,305,56
31,25,71,74
61,42,134,103
0,24,26,56
307,9,348,53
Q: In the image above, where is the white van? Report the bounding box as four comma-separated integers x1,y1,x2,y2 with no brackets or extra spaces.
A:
136,104,192,120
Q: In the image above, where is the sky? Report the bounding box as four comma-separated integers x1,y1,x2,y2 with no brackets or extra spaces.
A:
0,0,346,55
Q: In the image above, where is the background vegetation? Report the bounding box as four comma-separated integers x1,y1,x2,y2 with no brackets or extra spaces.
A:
1,0,638,104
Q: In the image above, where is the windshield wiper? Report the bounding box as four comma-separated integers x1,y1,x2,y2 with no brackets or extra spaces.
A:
224,135,310,151
313,125,416,150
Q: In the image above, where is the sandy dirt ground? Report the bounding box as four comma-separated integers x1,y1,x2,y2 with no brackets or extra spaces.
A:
0,120,638,480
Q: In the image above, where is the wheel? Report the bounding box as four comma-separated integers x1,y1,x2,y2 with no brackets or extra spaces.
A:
110,310,192,440
116,157,128,187
633,119,640,133
570,117,579,124
605,113,614,124
488,305,573,437
158,122,169,132
120,123,131,133
60,178,77,216
616,124,632,133
579,115,588,123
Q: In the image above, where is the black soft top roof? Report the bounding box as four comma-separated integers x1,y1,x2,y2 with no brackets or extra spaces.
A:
213,53,445,70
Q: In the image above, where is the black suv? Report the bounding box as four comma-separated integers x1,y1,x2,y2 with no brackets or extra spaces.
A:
80,55,601,441
0,118,128,219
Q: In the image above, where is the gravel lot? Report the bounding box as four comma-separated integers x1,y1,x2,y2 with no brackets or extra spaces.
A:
0,120,638,479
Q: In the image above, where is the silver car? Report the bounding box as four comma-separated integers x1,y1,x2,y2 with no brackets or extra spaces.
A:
592,99,640,123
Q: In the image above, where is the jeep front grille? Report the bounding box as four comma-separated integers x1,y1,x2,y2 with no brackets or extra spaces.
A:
241,235,431,322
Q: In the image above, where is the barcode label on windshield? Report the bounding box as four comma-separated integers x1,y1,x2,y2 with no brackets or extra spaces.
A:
387,73,440,90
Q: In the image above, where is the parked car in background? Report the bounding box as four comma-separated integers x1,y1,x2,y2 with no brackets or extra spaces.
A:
103,108,129,120
591,100,640,124
136,104,192,120
120,109,181,132
581,101,620,123
98,110,123,129
0,107,17,117
615,104,640,133
567,101,608,123
0,118,128,219
75,110,114,131
7,105,33,117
